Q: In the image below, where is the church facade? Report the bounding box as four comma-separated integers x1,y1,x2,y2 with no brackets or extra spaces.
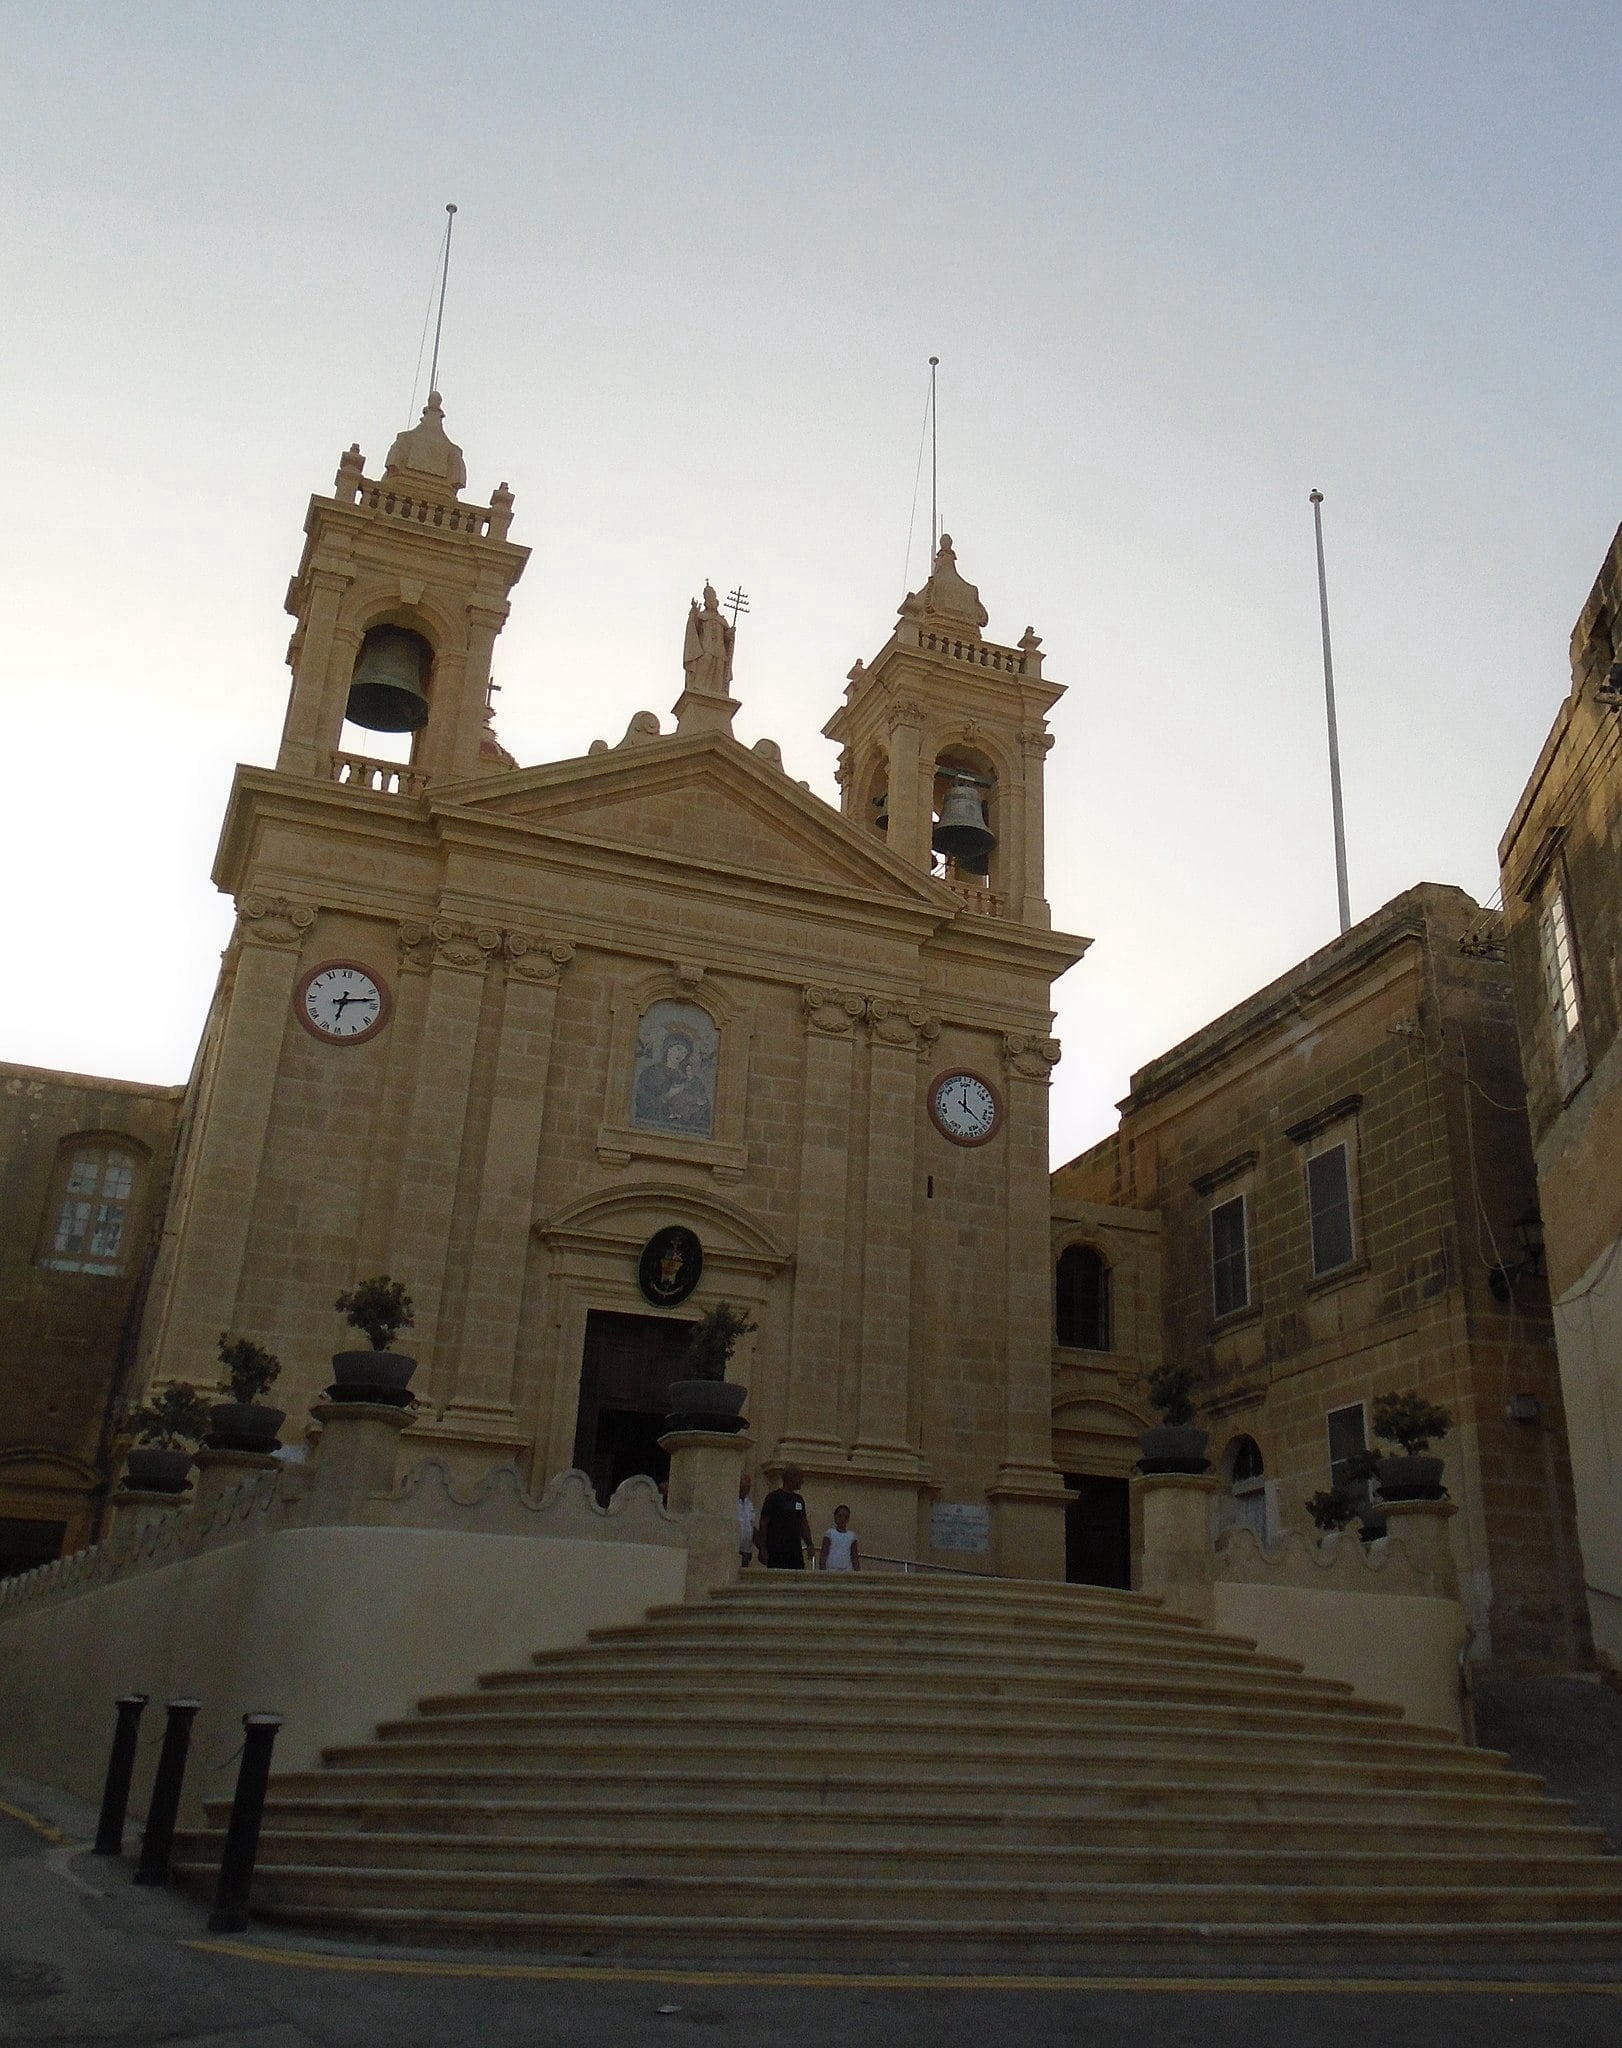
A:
128,396,1090,1578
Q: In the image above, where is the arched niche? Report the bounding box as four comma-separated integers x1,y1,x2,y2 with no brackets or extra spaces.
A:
1055,1241,1112,1351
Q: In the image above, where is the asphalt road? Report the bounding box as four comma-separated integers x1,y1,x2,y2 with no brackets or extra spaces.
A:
3,1781,1621,2048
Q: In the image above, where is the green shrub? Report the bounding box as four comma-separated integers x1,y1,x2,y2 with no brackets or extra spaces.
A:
1371,1390,1452,1456
335,1276,415,1352
129,1383,211,1450
216,1334,281,1404
1144,1363,1198,1428
681,1302,757,1382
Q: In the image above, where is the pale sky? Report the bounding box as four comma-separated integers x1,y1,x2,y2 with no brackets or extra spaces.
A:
3,2,1617,1163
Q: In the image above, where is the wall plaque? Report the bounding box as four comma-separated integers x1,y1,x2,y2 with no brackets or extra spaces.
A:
930,1502,991,1554
637,1226,703,1308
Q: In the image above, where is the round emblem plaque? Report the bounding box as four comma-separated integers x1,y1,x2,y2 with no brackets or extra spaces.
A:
638,1226,703,1308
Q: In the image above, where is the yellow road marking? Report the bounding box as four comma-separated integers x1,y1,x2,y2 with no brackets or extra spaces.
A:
0,1797,73,1848
182,1941,1622,1995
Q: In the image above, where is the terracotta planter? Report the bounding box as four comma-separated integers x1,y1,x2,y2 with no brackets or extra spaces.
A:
666,1378,749,1434
1137,1425,1210,1475
124,1447,193,1494
205,1401,285,1453
328,1349,418,1408
1375,1454,1446,1502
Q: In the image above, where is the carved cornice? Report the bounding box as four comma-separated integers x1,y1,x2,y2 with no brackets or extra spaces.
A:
504,929,577,985
802,985,867,1038
237,894,316,947
1004,1031,1061,1081
884,696,927,734
1017,726,1055,757
866,995,942,1053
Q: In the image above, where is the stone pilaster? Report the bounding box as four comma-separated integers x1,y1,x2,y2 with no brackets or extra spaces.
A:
778,987,866,1467
850,996,939,1477
1132,1471,1221,1622
987,1028,1068,1580
883,699,928,871
157,896,313,1388
1016,726,1054,926
443,930,574,1429
304,1399,413,1522
277,565,354,777
387,916,500,1403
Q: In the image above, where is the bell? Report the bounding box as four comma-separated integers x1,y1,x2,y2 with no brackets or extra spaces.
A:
873,792,889,831
345,627,431,733
932,776,996,876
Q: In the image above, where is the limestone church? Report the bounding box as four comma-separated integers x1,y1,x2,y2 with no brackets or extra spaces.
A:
128,391,1089,1579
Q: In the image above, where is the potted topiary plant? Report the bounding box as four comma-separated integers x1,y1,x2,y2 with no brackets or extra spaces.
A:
330,1275,417,1405
124,1384,212,1494
667,1301,755,1433
1371,1389,1451,1502
206,1334,285,1452
1305,1485,1358,1536
1136,1364,1210,1474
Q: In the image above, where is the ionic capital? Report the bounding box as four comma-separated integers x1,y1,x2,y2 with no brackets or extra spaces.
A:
866,995,942,1053
1004,1031,1061,1081
237,893,316,948
802,986,867,1038
504,929,577,985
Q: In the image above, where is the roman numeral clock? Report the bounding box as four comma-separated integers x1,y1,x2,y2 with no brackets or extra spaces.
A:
294,962,392,1044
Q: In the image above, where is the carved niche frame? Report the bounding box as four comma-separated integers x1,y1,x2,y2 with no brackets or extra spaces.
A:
595,967,754,1184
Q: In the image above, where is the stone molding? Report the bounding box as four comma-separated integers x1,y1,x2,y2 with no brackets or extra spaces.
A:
237,894,316,948
884,696,927,734
1016,726,1055,758
1213,1522,1447,1600
802,986,867,1037
1003,1031,1061,1081
865,995,942,1053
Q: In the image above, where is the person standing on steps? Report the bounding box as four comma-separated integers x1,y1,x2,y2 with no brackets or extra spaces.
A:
737,1472,757,1570
756,1466,815,1570
819,1504,860,1573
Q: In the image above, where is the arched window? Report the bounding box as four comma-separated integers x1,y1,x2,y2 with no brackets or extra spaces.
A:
1055,1245,1111,1351
39,1141,141,1276
1223,1434,1268,1541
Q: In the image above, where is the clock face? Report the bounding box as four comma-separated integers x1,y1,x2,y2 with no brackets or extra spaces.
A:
929,1070,1001,1146
295,962,390,1044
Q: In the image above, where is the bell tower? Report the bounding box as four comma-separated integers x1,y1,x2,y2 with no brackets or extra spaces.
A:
275,393,529,788
822,536,1060,928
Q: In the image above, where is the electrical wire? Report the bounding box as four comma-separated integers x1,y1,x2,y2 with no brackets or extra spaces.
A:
900,367,933,598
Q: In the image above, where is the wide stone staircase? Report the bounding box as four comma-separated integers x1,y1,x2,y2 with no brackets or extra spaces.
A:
175,1574,1622,1964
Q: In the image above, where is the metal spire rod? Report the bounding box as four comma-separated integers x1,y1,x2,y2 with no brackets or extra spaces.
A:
1310,489,1352,937
428,203,457,396
928,356,940,552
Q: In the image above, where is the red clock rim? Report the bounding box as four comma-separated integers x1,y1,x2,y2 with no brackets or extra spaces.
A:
926,1067,1003,1147
293,960,393,1046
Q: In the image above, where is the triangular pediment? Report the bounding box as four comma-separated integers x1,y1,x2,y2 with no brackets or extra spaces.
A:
430,732,953,909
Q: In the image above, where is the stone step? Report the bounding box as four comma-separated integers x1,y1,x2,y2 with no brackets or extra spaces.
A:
347,1703,1486,1764
176,1826,1622,1891
423,1664,1393,1723
212,1792,1607,1856
311,1728,1540,1794
252,1764,1562,1824
200,1899,1622,1967
168,1860,1622,1928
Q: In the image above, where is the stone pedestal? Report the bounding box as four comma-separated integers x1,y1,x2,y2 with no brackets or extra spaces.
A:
1379,1497,1461,1599
661,1429,751,1603
104,1488,190,1537
305,1401,413,1522
191,1447,281,1521
1132,1471,1221,1622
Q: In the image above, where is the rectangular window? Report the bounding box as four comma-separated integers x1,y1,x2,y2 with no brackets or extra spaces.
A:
1210,1193,1250,1319
1327,1402,1370,1501
1307,1142,1355,1274
1538,888,1582,1044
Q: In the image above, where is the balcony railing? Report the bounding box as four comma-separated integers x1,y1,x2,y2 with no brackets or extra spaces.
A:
331,752,426,797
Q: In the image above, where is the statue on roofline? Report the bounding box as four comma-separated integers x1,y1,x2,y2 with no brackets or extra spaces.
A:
683,581,735,696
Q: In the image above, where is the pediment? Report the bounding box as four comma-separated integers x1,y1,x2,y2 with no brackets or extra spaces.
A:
432,733,950,909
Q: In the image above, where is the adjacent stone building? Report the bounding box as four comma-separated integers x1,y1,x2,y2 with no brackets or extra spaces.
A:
1053,883,1589,1670
1497,527,1622,1667
0,1063,183,1569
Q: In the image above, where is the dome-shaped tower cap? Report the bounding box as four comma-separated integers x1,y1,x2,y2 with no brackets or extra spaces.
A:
383,391,468,493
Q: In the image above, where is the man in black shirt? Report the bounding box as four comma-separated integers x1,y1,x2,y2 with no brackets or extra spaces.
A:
756,1466,815,1570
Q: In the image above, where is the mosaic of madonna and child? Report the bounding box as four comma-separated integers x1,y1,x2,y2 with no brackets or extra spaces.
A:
630,1000,718,1139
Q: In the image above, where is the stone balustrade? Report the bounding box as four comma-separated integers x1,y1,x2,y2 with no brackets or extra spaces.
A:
331,752,428,797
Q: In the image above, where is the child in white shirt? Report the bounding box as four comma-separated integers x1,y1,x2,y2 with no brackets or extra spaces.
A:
819,1503,860,1572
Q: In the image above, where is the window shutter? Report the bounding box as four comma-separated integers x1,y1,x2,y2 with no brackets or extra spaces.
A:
1307,1143,1354,1274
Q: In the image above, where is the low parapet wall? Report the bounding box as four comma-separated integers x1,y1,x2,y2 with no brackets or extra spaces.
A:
0,1407,703,1826
1136,1475,1469,1735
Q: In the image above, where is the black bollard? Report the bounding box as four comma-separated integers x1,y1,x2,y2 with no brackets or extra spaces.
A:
207,1713,284,1933
92,1694,149,1856
132,1697,201,1886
